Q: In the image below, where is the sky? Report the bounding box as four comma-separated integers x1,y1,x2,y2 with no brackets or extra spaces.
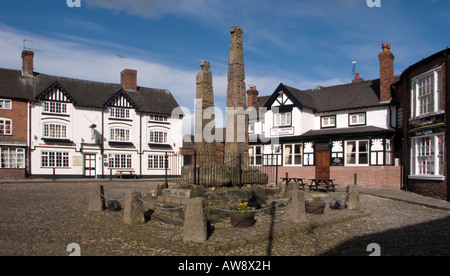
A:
0,0,449,131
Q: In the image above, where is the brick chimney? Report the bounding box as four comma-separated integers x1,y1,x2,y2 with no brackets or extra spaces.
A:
378,43,395,102
247,86,259,108
121,69,138,91
21,50,34,77
352,72,364,84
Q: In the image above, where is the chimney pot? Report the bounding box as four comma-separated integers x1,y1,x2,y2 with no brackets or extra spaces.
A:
352,72,364,83
247,86,259,108
121,69,138,91
21,50,34,77
378,43,395,102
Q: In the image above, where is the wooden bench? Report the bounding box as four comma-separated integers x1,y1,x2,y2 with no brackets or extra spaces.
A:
116,169,137,179
308,178,336,192
281,177,306,190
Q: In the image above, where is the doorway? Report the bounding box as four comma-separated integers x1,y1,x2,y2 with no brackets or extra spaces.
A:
316,151,331,179
84,154,96,178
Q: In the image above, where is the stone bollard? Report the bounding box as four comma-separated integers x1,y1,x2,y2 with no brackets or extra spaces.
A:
346,184,361,211
286,189,307,223
88,184,106,212
183,197,207,243
123,191,145,225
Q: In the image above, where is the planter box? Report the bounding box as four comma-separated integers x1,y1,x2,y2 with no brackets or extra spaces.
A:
230,212,256,228
305,202,326,214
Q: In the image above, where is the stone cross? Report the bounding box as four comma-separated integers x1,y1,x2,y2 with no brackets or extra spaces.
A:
225,26,249,165
195,60,217,165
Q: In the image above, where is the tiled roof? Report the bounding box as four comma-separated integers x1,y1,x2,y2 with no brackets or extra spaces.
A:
0,68,180,115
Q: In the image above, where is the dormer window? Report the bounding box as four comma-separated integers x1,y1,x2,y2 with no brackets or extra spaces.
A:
44,102,67,114
0,99,12,110
349,113,366,126
321,115,336,128
149,114,168,122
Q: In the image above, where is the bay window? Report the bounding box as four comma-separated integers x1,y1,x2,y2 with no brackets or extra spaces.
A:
149,130,168,144
43,123,67,139
411,134,444,179
110,128,130,142
0,148,25,169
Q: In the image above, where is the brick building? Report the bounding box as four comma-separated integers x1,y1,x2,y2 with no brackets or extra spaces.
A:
0,51,35,178
395,48,450,200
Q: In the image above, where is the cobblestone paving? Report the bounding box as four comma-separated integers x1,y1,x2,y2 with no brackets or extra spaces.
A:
0,181,449,256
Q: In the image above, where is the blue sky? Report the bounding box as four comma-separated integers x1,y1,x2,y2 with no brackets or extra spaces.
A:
0,0,449,129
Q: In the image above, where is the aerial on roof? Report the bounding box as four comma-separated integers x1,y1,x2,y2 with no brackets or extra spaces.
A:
0,68,180,115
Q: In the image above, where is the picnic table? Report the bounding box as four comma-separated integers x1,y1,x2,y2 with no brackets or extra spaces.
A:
308,178,336,192
116,169,137,179
281,177,306,190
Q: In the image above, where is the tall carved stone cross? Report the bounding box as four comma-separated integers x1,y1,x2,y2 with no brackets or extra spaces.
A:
195,60,216,165
225,26,249,165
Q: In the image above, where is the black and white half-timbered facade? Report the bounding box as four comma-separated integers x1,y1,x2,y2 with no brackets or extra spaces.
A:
248,43,403,189
1,51,183,178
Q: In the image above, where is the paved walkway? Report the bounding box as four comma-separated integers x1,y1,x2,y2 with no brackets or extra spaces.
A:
353,187,450,211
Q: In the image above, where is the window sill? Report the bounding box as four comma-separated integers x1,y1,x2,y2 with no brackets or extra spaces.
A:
408,175,445,181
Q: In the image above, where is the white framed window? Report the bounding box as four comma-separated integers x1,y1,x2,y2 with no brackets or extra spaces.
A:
411,67,444,118
0,119,12,135
43,123,67,139
345,140,369,166
249,146,262,166
274,112,291,128
108,153,132,169
284,143,302,166
149,114,168,122
44,102,67,114
148,155,169,169
248,123,255,134
0,99,12,110
0,148,25,169
321,115,336,128
110,128,130,142
411,134,444,179
110,108,130,119
349,113,366,126
41,151,69,168
149,130,168,144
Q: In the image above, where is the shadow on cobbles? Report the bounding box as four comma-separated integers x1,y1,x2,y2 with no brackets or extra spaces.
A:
320,215,450,256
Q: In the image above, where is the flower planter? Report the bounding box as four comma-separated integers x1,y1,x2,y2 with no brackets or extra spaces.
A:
230,212,256,228
305,201,326,214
